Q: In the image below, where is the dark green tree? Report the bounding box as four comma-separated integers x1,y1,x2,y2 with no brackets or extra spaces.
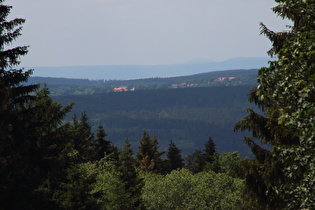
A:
0,0,37,141
235,0,315,209
136,131,164,173
186,137,218,174
54,158,130,210
0,2,78,208
118,139,144,209
0,2,63,208
70,112,97,162
185,149,205,174
203,136,220,172
204,136,217,163
95,124,113,160
26,87,73,205
166,140,184,172
0,5,76,209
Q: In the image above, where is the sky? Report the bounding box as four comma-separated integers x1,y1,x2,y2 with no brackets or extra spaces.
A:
7,0,291,67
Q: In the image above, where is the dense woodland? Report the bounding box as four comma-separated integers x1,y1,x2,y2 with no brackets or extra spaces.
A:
53,85,256,156
26,65,261,156
1,0,315,209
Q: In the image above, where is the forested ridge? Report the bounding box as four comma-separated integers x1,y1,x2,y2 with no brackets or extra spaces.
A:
27,68,258,95
53,86,255,156
1,0,315,209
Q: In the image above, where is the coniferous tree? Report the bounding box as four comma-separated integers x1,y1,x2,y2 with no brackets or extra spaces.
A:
0,2,74,208
166,140,184,172
95,124,112,160
204,136,217,163
70,112,97,162
0,2,43,208
203,136,220,172
185,149,205,174
0,1,38,140
186,137,218,174
136,131,164,173
235,0,315,209
26,87,73,204
118,139,144,209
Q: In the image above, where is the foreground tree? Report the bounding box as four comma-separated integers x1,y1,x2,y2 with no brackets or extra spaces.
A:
142,168,244,209
0,2,73,208
54,159,130,210
235,0,315,209
0,1,42,208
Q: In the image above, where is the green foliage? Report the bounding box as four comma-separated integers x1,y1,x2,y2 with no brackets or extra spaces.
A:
186,137,219,173
142,168,244,209
54,159,131,210
136,131,165,173
90,162,130,210
235,0,315,208
95,124,116,160
68,112,114,163
117,139,144,209
216,152,243,178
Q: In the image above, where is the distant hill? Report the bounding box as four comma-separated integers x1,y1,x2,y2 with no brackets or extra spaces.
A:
28,57,269,80
27,69,259,95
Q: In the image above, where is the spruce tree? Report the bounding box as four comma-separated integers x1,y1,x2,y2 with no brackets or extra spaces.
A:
0,1,40,208
70,112,97,162
118,139,144,209
166,140,184,172
0,2,73,208
204,136,217,163
235,0,315,208
186,137,218,174
136,131,164,173
203,136,220,172
25,86,73,207
0,0,38,137
95,124,113,160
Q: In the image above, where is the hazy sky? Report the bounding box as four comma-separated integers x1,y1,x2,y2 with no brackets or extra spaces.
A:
7,0,291,67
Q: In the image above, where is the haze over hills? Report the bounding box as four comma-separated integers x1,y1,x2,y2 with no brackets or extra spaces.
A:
29,57,270,80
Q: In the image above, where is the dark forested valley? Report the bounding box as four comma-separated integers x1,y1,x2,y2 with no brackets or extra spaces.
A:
50,73,258,157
